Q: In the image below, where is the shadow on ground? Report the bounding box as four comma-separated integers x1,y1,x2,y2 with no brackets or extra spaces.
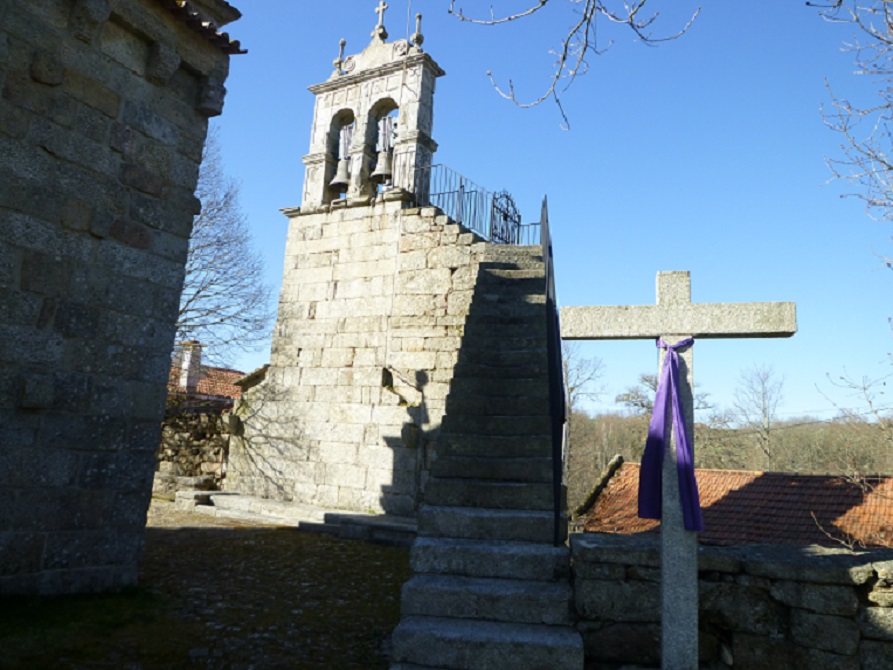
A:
0,522,410,670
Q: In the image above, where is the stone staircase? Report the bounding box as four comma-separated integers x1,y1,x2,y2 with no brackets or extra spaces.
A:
390,244,583,670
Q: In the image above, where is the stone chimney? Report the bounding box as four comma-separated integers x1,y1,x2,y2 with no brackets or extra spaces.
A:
177,341,203,392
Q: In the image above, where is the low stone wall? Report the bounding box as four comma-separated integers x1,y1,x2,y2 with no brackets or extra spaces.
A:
154,410,231,499
572,533,893,669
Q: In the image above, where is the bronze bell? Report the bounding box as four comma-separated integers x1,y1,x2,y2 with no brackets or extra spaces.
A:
370,149,393,184
329,158,350,192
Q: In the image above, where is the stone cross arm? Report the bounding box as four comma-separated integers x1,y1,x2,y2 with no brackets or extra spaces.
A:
561,301,797,340
561,270,797,340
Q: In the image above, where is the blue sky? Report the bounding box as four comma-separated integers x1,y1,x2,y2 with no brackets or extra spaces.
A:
215,1,891,421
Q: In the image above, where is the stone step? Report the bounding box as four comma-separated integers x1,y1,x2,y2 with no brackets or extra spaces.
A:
417,505,564,544
400,574,574,625
424,478,553,511
479,263,544,275
442,377,549,401
206,493,326,522
444,392,549,417
462,317,547,337
477,269,545,283
437,434,552,459
468,302,546,327
483,244,543,261
455,347,547,367
451,359,549,381
442,414,553,437
477,265,544,279
390,616,583,670
455,335,547,352
409,537,570,581
430,455,553,483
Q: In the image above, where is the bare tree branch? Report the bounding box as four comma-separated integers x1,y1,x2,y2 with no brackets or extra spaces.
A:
817,1,893,221
449,0,700,127
733,364,784,459
177,128,274,366
562,340,606,413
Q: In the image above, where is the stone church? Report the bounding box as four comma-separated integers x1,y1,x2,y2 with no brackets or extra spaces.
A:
226,10,546,517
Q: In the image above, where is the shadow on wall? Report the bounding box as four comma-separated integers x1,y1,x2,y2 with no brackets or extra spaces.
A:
379,369,431,515
225,368,308,501
378,251,555,517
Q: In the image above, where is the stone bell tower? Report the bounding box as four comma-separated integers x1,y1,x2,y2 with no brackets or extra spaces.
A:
227,6,497,516
301,6,443,208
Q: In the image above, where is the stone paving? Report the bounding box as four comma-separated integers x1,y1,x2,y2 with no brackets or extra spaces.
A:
1,500,410,670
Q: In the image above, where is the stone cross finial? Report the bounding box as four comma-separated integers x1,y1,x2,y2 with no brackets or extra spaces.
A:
562,271,796,670
333,38,346,74
411,13,424,48
372,1,389,40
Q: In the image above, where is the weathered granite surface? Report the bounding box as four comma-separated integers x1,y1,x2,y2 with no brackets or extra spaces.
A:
572,533,893,669
226,203,491,515
0,0,238,595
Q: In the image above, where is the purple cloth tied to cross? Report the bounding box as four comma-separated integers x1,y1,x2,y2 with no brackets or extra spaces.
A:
637,337,704,532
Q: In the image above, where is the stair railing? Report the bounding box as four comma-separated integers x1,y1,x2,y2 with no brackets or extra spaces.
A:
540,197,568,546
390,160,541,245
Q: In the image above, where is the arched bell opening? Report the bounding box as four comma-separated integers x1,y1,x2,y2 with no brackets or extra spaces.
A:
326,108,355,202
366,98,399,194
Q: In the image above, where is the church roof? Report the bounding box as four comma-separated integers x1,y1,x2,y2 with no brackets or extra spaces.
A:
580,461,893,548
167,365,244,400
158,0,246,55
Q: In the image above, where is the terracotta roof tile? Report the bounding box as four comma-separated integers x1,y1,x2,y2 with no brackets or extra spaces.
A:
167,365,243,400
195,366,243,399
581,462,893,548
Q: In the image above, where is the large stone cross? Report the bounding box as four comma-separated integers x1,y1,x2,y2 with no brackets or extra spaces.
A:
561,271,796,670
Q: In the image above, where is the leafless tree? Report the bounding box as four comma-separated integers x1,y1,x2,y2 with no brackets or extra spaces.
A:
615,372,711,415
815,1,893,224
733,364,784,459
448,0,699,126
614,373,658,414
177,128,273,364
562,340,606,413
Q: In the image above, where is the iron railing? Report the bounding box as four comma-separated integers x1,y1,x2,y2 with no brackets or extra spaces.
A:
390,158,539,245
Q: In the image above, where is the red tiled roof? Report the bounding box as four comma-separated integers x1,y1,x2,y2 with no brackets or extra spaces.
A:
167,365,243,400
581,462,893,548
196,366,243,399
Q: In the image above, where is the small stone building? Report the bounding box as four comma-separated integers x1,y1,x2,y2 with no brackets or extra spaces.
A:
0,0,241,595
226,13,530,516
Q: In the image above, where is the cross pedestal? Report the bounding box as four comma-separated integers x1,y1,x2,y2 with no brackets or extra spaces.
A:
561,271,796,670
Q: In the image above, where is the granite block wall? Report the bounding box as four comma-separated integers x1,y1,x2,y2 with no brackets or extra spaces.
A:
0,0,238,594
226,201,489,516
572,534,893,669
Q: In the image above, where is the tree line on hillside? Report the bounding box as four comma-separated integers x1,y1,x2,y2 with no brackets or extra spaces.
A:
566,408,893,515
562,343,893,512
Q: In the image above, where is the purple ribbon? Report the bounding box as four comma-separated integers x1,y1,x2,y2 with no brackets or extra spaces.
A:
638,337,704,532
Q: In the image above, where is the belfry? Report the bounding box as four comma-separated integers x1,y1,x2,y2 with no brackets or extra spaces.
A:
227,8,484,515
300,6,440,209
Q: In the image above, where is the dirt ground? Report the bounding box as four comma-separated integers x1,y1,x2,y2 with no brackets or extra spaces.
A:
0,500,411,670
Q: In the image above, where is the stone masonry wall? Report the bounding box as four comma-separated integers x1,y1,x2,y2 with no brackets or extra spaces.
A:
226,201,489,516
0,0,237,594
572,533,893,669
153,408,231,499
